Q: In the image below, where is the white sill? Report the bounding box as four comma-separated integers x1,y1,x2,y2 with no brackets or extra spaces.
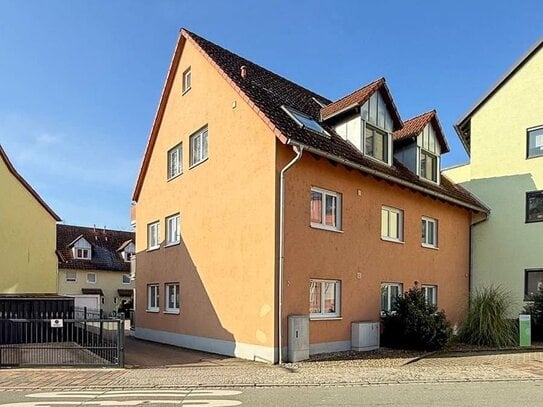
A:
182,87,191,96
146,309,160,313
418,175,439,185
421,243,439,250
310,316,342,321
165,241,181,248
381,237,405,244
167,172,183,182
189,157,208,170
310,224,343,233
164,310,180,315
147,246,160,252
364,153,391,167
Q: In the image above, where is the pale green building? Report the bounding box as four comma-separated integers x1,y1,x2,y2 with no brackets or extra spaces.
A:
445,37,543,310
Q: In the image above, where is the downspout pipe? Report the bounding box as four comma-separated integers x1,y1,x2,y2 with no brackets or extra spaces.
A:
278,143,303,364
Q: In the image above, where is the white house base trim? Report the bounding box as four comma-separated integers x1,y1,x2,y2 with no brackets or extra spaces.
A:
135,327,276,363
309,340,351,355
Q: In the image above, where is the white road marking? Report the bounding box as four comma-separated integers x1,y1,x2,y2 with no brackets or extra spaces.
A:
0,389,243,406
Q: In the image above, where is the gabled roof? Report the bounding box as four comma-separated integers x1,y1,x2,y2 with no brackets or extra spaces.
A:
0,144,61,221
456,37,543,154
57,224,134,272
117,239,134,252
320,78,403,128
393,110,450,153
132,29,487,213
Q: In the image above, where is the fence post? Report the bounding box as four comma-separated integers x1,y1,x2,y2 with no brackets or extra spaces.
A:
117,317,125,367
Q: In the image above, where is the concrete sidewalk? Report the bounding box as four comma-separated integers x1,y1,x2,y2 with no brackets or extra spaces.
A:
1,350,542,390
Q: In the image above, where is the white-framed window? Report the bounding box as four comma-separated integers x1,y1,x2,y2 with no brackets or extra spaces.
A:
73,238,92,260
147,221,160,250
381,283,403,314
365,123,391,164
422,217,438,248
309,279,341,319
122,274,131,284
66,270,76,282
310,187,341,231
182,67,192,93
381,206,403,242
420,150,438,182
421,285,437,306
86,273,96,284
167,143,182,180
189,126,208,167
165,283,180,313
147,284,159,312
166,214,180,245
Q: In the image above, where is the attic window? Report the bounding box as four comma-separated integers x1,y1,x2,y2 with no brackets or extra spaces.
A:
73,238,92,260
282,106,329,136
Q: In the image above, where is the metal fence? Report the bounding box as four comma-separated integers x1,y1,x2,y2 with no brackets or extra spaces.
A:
0,307,124,368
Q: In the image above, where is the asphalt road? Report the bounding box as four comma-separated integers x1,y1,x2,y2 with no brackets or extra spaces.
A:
0,381,543,406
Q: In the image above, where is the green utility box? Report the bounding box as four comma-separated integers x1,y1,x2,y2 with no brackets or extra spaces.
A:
519,314,531,347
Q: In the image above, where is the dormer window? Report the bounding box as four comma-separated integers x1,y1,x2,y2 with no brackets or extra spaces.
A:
282,106,329,137
122,242,135,262
72,237,92,260
417,124,441,183
365,124,390,164
361,91,394,165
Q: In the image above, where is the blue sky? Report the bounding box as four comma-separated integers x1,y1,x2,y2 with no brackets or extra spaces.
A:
1,0,541,229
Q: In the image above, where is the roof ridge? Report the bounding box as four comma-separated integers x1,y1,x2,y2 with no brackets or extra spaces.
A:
328,77,384,104
181,28,331,105
402,109,435,123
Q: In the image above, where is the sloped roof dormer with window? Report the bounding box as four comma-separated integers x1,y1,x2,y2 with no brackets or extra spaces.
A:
57,224,135,272
132,29,488,214
393,110,449,185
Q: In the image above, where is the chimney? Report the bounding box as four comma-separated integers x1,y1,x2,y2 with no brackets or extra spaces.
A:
240,65,247,79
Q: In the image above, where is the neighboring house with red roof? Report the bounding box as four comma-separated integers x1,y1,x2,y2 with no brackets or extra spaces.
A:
56,224,135,315
131,29,488,363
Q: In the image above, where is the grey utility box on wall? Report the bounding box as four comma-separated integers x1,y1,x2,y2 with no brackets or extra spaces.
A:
351,321,380,351
288,314,309,362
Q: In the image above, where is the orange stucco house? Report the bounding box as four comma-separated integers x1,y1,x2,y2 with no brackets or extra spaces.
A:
132,29,487,363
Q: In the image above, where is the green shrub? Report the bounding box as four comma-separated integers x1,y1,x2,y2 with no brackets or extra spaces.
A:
523,292,543,341
381,287,452,351
459,286,517,347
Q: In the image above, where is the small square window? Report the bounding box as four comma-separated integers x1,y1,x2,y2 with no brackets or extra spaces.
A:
86,273,96,284
147,222,160,250
66,271,77,282
122,274,131,284
421,217,438,248
167,143,182,180
527,127,543,158
166,214,180,245
381,206,403,242
381,283,403,314
182,67,191,93
309,279,340,318
310,188,342,231
147,284,160,311
421,285,437,306
526,191,543,223
189,126,208,167
165,283,180,313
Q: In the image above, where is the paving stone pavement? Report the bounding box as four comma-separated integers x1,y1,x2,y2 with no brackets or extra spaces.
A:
1,351,543,390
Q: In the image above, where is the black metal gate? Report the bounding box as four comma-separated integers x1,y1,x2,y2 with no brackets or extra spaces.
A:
0,308,124,368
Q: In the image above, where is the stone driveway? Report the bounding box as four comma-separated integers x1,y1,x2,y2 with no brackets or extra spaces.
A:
1,339,543,390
